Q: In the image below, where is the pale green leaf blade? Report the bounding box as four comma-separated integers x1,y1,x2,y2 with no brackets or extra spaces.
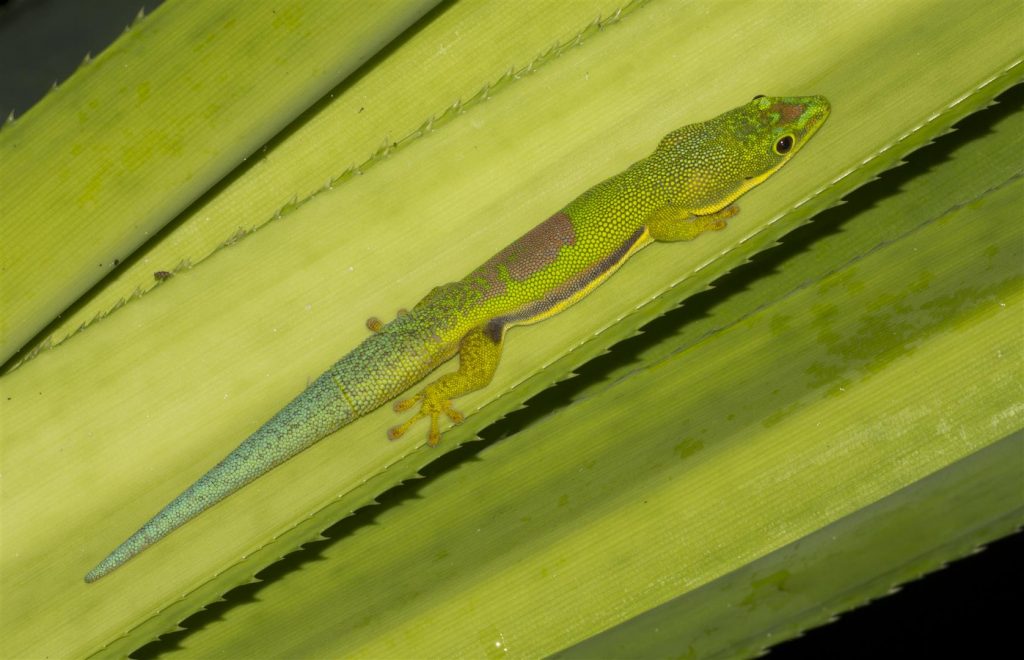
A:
0,0,438,362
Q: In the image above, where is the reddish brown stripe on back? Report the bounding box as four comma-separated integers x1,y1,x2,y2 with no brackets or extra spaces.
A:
467,212,577,299
486,226,646,339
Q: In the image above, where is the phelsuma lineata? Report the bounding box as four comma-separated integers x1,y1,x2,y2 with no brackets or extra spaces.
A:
86,95,830,582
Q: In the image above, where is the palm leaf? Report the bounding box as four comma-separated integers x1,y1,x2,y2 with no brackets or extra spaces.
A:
0,0,1020,656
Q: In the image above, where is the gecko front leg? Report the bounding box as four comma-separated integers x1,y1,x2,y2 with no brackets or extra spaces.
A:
646,204,738,242
389,323,504,446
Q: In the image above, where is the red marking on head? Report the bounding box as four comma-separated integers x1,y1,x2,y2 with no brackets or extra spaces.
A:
778,103,805,124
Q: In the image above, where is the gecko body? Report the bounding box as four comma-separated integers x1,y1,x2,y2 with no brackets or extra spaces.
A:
86,95,830,582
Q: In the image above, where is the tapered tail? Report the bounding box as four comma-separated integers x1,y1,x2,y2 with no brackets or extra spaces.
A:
86,311,443,583
84,370,354,583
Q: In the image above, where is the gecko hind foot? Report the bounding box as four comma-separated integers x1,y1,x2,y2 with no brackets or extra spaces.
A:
366,309,411,334
388,391,464,446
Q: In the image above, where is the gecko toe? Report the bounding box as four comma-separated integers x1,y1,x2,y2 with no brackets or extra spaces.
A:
389,409,426,440
427,415,442,446
444,404,464,424
394,395,421,412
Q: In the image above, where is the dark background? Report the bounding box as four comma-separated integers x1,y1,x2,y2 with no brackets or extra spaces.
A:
2,0,1019,657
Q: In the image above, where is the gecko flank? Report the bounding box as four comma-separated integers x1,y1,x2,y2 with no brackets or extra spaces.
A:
85,95,830,582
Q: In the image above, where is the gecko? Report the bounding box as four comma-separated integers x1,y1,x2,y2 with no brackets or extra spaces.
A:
85,95,830,582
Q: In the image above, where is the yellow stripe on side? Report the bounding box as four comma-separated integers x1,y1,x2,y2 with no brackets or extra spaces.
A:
503,226,653,330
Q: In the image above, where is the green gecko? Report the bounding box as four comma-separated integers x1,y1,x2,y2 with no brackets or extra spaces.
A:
85,95,830,583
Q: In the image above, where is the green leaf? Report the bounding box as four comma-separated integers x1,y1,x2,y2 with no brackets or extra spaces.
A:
560,432,1024,658
0,0,439,362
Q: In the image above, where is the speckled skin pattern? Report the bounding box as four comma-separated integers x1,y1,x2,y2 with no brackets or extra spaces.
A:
85,96,829,582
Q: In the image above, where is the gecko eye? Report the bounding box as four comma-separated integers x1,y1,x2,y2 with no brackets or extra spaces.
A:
774,135,794,154
752,94,766,100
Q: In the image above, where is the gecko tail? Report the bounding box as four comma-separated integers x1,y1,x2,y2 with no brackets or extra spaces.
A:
84,371,356,583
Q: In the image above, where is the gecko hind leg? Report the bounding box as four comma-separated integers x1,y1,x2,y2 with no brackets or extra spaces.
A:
366,308,410,334
388,323,504,446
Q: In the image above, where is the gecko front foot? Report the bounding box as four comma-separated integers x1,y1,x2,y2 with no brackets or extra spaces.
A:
646,203,739,242
388,388,464,446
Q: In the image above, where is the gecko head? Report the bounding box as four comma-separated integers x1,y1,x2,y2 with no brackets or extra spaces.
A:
657,95,830,214
724,94,831,193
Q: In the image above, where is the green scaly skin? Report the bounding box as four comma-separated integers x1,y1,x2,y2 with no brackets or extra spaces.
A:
85,95,830,582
